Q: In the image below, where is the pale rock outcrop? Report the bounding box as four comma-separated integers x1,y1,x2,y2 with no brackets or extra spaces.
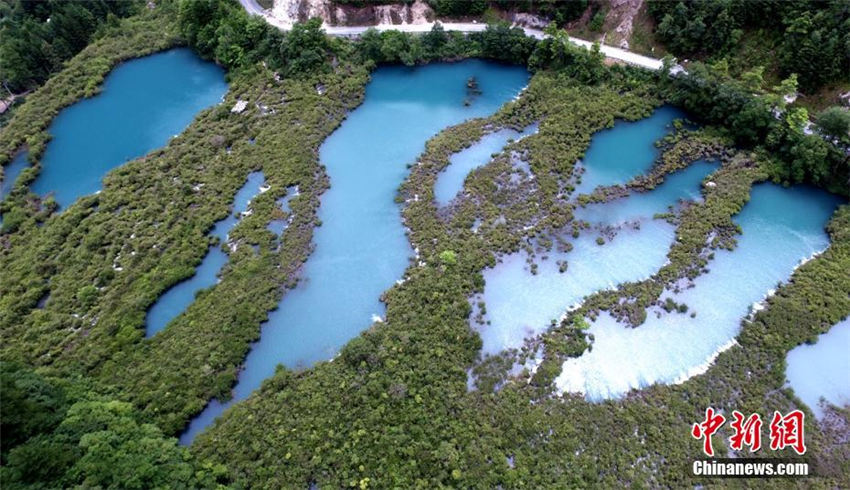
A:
272,0,433,27
605,0,644,49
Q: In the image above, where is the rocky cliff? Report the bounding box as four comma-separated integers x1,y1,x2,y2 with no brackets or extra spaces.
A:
272,0,436,27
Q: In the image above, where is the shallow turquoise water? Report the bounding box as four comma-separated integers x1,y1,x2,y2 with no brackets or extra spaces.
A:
573,105,684,195
180,60,530,444
786,318,850,418
1,151,29,200
31,48,227,209
475,160,718,355
145,172,265,337
434,123,538,206
266,186,299,237
555,184,842,400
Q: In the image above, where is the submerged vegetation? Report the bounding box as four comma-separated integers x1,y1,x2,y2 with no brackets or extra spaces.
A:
1,0,848,487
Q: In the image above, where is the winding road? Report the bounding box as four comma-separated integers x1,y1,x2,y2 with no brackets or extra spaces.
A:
239,0,665,71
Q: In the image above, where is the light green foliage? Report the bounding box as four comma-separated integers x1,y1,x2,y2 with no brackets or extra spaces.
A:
739,66,764,93
439,250,457,265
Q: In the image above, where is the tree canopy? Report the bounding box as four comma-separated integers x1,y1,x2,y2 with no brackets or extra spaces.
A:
649,0,850,93
0,0,141,92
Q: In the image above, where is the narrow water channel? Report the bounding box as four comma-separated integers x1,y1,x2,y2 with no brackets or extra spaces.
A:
1,151,29,200
145,172,266,337
434,123,538,206
266,186,299,237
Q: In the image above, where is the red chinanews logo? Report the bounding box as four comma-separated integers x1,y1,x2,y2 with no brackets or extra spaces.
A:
691,408,807,457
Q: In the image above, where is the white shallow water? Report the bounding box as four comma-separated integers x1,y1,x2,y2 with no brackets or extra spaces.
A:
476,161,718,355
555,184,842,400
785,318,850,418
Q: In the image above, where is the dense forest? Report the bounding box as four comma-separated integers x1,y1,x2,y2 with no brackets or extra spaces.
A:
648,0,850,92
666,63,850,194
1,0,849,487
0,0,143,92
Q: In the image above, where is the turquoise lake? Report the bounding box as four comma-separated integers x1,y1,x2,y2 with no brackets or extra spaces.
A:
786,318,850,418
471,105,843,398
145,171,266,337
180,59,530,444
574,105,684,195
30,48,227,209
